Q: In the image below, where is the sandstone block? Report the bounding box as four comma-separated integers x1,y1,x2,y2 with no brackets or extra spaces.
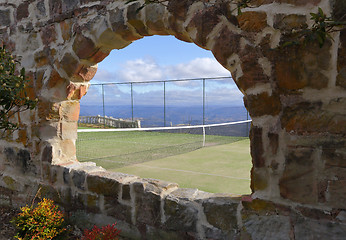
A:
71,169,86,190
279,147,318,204
40,25,57,46
249,126,264,168
60,101,80,122
0,9,11,26
17,2,29,21
212,27,241,67
87,173,120,197
237,11,267,32
109,9,141,41
274,14,307,32
59,121,77,140
104,196,132,223
133,181,162,226
244,92,281,117
202,197,239,231
73,34,97,60
164,194,198,232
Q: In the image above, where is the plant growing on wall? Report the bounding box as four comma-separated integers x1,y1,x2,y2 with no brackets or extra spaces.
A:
0,45,37,138
283,7,346,48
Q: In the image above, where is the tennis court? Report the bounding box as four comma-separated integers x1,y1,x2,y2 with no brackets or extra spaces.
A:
111,139,251,194
76,123,252,194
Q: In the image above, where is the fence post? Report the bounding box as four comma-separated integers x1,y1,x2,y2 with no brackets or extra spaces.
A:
131,83,134,122
102,84,105,128
203,78,205,125
164,81,166,127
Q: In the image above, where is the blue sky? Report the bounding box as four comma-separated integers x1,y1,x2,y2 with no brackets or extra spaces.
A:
82,35,244,106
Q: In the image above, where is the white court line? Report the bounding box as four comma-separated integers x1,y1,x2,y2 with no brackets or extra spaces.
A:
134,164,250,180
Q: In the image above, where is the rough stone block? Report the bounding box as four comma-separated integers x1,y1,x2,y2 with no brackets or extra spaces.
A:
202,197,239,231
212,26,241,67
244,92,281,117
17,2,30,21
73,34,97,60
104,196,132,223
237,11,267,32
163,194,198,232
60,101,80,121
71,169,86,190
133,181,162,226
0,9,11,26
274,14,307,32
294,217,346,239
279,147,318,204
249,126,264,168
87,173,120,197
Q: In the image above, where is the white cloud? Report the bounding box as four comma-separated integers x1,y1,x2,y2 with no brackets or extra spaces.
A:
165,57,230,79
117,58,164,82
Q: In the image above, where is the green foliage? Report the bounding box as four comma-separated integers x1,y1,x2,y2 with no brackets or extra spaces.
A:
0,45,37,137
11,198,67,240
283,7,346,48
81,223,121,240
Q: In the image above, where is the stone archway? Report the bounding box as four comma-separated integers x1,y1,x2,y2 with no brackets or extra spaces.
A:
1,0,345,238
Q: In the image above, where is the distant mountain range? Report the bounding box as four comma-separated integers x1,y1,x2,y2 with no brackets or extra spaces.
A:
80,105,249,127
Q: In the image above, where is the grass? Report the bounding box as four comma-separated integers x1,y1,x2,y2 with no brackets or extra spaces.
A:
111,139,251,194
77,131,251,194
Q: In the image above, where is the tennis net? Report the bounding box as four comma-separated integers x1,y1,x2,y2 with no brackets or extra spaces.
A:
76,120,251,169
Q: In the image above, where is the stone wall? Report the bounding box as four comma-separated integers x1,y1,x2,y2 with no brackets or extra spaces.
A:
0,0,345,239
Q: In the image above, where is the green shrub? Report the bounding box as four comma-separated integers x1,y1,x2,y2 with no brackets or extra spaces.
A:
11,198,66,240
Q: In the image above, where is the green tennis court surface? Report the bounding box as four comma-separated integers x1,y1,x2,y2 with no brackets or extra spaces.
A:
109,139,251,195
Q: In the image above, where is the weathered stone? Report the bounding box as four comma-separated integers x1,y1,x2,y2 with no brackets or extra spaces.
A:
127,3,150,36
167,0,195,21
274,14,307,32
59,121,77,140
279,147,318,203
60,52,80,77
36,0,46,17
237,11,267,32
42,145,53,162
332,0,346,21
104,196,132,222
60,101,80,121
238,46,270,90
40,25,57,46
73,34,97,60
71,169,86,190
75,64,97,82
249,126,264,168
244,92,281,117
87,173,120,197
281,102,346,134
164,194,198,232
109,9,141,41
0,9,11,26
202,197,239,231
133,181,162,226
212,27,241,66
294,217,346,239
251,168,268,191
17,2,30,21
122,184,131,201
243,215,291,240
